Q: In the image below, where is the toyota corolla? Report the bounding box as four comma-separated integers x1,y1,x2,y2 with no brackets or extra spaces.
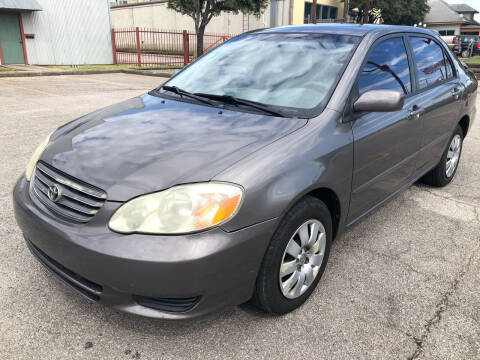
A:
13,24,477,319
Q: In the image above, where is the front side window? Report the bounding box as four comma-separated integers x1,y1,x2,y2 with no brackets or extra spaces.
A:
165,33,359,116
409,36,449,90
358,37,412,95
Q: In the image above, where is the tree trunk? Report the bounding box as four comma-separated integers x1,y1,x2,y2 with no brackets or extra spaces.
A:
364,0,370,23
343,0,349,21
197,26,205,57
312,0,317,23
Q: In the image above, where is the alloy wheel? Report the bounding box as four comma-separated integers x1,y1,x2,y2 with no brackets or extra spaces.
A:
279,219,326,299
446,134,462,178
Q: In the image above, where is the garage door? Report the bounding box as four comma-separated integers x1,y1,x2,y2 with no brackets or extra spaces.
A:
0,14,25,64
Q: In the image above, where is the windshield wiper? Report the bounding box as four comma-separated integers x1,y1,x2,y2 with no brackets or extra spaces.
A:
160,85,214,106
193,93,286,117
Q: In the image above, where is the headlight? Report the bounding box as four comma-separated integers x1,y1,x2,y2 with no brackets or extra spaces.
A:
25,132,52,181
109,182,244,234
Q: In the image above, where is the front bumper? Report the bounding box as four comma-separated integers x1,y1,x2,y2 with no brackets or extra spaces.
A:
13,176,277,319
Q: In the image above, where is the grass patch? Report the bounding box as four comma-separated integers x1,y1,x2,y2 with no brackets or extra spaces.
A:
42,64,183,71
465,56,480,65
0,66,17,72
129,65,183,70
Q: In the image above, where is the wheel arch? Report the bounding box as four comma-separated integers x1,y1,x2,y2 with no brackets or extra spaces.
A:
273,186,342,242
458,115,470,137
307,188,342,241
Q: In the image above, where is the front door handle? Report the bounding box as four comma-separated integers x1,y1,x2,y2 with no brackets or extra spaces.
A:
409,105,422,119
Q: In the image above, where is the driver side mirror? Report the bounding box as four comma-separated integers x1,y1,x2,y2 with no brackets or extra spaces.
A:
354,90,405,113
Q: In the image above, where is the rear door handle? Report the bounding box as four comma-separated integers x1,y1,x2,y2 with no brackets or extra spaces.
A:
452,87,462,99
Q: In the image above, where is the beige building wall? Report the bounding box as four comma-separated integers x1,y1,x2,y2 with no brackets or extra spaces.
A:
110,1,271,34
426,24,461,35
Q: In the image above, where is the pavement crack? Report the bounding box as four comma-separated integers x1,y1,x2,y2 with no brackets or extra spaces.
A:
419,187,479,208
406,238,480,359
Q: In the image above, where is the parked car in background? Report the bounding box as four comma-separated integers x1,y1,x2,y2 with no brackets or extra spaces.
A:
13,24,477,319
453,35,480,58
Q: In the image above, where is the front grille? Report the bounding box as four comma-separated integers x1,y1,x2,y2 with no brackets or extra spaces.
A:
26,238,103,301
132,295,200,313
31,162,107,223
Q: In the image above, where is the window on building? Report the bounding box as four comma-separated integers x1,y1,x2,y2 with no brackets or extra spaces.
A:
321,5,337,19
358,37,412,96
304,3,339,23
438,30,455,36
409,37,449,90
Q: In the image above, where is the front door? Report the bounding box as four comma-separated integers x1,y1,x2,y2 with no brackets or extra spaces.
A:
0,14,25,64
347,36,422,224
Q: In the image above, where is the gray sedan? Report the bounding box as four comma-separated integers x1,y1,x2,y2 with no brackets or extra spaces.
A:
13,24,477,319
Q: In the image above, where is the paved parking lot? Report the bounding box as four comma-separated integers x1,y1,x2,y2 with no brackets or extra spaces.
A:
0,73,479,359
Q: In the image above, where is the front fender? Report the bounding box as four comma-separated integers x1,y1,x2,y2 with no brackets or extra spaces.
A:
215,109,353,234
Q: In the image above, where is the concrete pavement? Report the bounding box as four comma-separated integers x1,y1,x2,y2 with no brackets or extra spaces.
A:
0,73,479,359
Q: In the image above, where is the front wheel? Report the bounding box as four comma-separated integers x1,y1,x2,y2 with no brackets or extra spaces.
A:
421,125,463,187
251,196,332,314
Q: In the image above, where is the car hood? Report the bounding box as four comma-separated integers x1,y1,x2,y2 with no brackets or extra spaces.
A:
40,94,307,201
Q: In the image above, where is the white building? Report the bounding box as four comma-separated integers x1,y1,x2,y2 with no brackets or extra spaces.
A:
109,0,347,34
0,0,113,65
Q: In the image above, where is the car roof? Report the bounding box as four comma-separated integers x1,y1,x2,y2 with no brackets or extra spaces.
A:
256,23,436,37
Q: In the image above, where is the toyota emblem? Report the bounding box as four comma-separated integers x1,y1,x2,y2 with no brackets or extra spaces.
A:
47,184,62,203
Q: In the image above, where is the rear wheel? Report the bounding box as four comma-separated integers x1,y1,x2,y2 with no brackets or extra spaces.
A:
252,196,332,314
422,125,463,187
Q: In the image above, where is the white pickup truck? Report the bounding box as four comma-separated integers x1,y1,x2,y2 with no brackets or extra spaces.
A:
441,35,456,50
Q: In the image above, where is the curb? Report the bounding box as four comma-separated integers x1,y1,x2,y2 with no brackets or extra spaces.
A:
121,69,172,78
0,69,173,78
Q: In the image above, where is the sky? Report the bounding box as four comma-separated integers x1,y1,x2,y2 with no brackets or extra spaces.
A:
445,0,480,21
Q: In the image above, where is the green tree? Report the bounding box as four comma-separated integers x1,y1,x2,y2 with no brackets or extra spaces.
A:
349,0,430,25
168,0,269,56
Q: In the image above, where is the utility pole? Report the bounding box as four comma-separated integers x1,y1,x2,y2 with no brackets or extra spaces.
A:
364,0,370,23
312,0,317,24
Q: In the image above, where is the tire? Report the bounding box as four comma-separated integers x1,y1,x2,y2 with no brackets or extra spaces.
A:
252,196,332,314
461,50,470,58
421,125,463,187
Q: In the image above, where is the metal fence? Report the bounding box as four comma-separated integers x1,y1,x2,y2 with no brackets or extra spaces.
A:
111,28,234,67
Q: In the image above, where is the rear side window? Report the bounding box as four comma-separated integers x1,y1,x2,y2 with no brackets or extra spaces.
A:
409,37,451,90
445,52,454,79
358,37,412,95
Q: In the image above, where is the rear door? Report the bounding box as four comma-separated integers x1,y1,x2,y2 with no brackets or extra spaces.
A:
348,35,423,224
406,35,462,177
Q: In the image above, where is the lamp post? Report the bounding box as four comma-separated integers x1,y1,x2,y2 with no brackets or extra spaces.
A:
312,0,317,23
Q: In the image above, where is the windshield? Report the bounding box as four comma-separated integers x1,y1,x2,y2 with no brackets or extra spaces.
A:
164,32,359,117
